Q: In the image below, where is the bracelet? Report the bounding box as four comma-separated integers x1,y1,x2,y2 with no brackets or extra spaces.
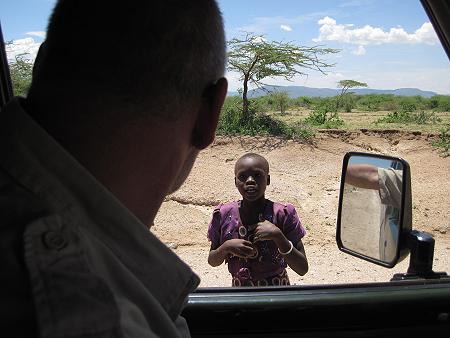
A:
278,240,294,255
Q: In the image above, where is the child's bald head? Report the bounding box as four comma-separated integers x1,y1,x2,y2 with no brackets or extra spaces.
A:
234,153,269,175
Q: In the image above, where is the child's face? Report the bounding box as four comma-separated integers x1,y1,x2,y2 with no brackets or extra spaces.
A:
234,157,270,202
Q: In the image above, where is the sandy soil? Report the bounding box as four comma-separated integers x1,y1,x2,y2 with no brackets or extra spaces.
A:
151,130,450,287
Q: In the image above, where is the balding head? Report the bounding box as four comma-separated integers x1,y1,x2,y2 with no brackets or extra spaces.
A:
28,0,226,122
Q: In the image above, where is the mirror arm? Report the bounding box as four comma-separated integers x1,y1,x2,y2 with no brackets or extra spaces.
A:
391,230,449,281
406,230,435,275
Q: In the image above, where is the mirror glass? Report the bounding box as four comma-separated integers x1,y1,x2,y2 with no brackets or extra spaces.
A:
340,155,404,265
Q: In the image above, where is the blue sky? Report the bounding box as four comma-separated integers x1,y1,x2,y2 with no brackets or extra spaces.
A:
1,0,449,94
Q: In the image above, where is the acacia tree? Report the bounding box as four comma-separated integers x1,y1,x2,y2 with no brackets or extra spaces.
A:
228,33,339,122
337,79,368,96
7,49,33,97
336,79,368,111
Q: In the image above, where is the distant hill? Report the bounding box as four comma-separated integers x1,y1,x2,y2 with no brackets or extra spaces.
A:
227,85,438,98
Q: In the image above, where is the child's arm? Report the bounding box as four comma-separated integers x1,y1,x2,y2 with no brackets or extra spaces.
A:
254,220,308,276
208,239,256,267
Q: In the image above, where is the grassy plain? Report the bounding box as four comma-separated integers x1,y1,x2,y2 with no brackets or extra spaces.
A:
268,108,450,134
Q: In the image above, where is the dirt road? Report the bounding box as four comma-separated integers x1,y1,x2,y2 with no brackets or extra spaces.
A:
152,130,450,287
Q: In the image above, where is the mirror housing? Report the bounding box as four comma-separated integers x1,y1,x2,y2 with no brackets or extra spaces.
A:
336,152,412,268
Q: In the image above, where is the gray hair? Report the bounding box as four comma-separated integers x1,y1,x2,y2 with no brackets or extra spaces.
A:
29,0,226,120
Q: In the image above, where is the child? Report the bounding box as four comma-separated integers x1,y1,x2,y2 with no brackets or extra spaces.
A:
207,153,308,287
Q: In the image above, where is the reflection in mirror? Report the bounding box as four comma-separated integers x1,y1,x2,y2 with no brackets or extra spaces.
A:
340,155,403,264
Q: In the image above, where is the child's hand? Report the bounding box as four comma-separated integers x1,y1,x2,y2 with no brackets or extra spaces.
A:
224,239,256,258
253,220,282,242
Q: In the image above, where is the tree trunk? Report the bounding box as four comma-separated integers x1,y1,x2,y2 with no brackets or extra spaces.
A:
242,75,249,122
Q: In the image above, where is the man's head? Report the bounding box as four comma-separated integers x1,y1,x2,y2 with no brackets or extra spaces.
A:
234,153,270,202
28,0,226,121
25,0,228,224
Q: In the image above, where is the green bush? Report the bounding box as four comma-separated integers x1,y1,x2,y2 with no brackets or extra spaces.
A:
428,95,450,112
305,98,344,128
217,96,314,141
352,94,450,113
432,123,450,157
399,97,418,112
217,96,243,134
9,54,33,97
322,116,345,129
375,110,441,125
292,96,314,109
250,95,271,112
305,106,328,125
414,111,441,124
339,93,356,112
267,91,290,114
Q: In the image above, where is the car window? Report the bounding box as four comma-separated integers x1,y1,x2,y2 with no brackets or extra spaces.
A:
2,0,449,288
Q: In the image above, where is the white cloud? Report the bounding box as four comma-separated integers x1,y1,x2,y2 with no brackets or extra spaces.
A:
314,17,439,45
236,12,331,34
26,31,46,38
251,36,266,43
280,24,292,32
352,45,366,55
226,70,244,92
5,37,42,62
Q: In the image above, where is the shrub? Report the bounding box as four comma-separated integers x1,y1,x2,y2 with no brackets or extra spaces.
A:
375,110,441,125
428,95,450,112
339,93,356,112
305,106,328,125
413,111,441,124
322,116,345,129
432,123,450,157
217,96,243,134
399,98,417,112
217,96,314,141
355,94,396,111
267,91,290,114
305,99,344,128
9,54,33,97
293,96,314,109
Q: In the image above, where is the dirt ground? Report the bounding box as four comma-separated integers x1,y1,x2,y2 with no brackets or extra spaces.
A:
152,130,450,287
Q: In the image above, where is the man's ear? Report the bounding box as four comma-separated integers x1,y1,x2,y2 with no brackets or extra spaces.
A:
267,174,271,186
192,77,228,150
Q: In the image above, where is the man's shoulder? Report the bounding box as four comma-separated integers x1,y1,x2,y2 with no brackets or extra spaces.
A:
0,169,53,232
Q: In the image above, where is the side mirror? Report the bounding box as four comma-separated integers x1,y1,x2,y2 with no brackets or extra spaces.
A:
336,152,412,268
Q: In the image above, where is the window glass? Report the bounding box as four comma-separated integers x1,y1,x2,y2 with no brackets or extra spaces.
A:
2,0,449,288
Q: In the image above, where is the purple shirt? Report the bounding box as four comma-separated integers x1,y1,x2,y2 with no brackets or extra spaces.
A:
207,200,306,282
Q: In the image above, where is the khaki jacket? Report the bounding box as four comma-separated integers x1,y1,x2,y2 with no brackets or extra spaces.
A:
0,99,199,337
